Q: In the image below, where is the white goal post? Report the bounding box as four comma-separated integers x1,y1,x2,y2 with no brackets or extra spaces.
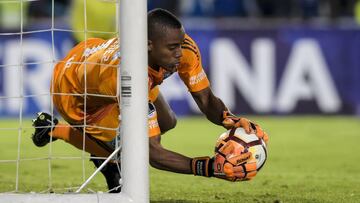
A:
0,0,149,202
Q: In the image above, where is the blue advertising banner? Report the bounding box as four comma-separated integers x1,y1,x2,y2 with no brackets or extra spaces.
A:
0,30,75,117
160,27,360,115
0,27,359,117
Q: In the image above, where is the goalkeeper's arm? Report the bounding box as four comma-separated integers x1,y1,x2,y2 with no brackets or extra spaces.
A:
191,87,227,126
191,87,268,142
149,135,253,180
149,135,193,174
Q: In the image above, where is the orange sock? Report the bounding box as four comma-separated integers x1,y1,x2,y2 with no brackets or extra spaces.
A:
50,123,112,158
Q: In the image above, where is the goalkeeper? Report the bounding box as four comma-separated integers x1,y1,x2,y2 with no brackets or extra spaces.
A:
32,8,269,192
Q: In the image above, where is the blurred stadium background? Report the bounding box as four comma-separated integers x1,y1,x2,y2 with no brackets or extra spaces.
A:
0,0,360,202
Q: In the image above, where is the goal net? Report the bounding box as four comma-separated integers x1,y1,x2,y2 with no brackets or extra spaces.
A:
0,0,148,202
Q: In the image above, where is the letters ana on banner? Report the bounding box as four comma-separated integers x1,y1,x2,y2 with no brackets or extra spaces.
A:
1,28,359,116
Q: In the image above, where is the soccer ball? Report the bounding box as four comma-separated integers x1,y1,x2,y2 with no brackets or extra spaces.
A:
215,127,267,172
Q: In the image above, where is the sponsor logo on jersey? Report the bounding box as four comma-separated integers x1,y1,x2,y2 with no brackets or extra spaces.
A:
83,38,115,58
102,40,119,62
64,55,75,69
148,119,159,129
111,51,121,61
189,69,207,86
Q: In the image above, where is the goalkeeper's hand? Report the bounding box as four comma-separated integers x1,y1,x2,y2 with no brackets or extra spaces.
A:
222,110,269,144
213,140,256,181
191,143,256,181
213,150,256,181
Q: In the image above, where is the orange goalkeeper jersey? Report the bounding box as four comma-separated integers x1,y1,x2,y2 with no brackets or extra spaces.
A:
52,34,209,141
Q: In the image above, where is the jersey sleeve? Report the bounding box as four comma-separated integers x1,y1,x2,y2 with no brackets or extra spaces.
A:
148,102,161,137
177,34,210,92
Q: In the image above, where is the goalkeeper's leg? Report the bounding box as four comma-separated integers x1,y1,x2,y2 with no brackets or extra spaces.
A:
49,123,122,192
86,133,122,193
52,126,121,192
90,155,121,193
32,112,121,192
32,112,112,156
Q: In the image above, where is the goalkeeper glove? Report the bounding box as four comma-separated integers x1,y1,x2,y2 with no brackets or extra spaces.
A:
213,150,256,181
191,142,255,181
222,110,269,144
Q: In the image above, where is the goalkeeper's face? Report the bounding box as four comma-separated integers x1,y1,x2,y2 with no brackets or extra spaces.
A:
148,27,185,73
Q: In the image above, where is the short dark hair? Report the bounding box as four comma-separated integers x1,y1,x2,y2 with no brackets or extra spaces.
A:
148,8,183,40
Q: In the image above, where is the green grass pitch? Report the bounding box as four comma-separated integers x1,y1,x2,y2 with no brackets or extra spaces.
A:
0,116,359,202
